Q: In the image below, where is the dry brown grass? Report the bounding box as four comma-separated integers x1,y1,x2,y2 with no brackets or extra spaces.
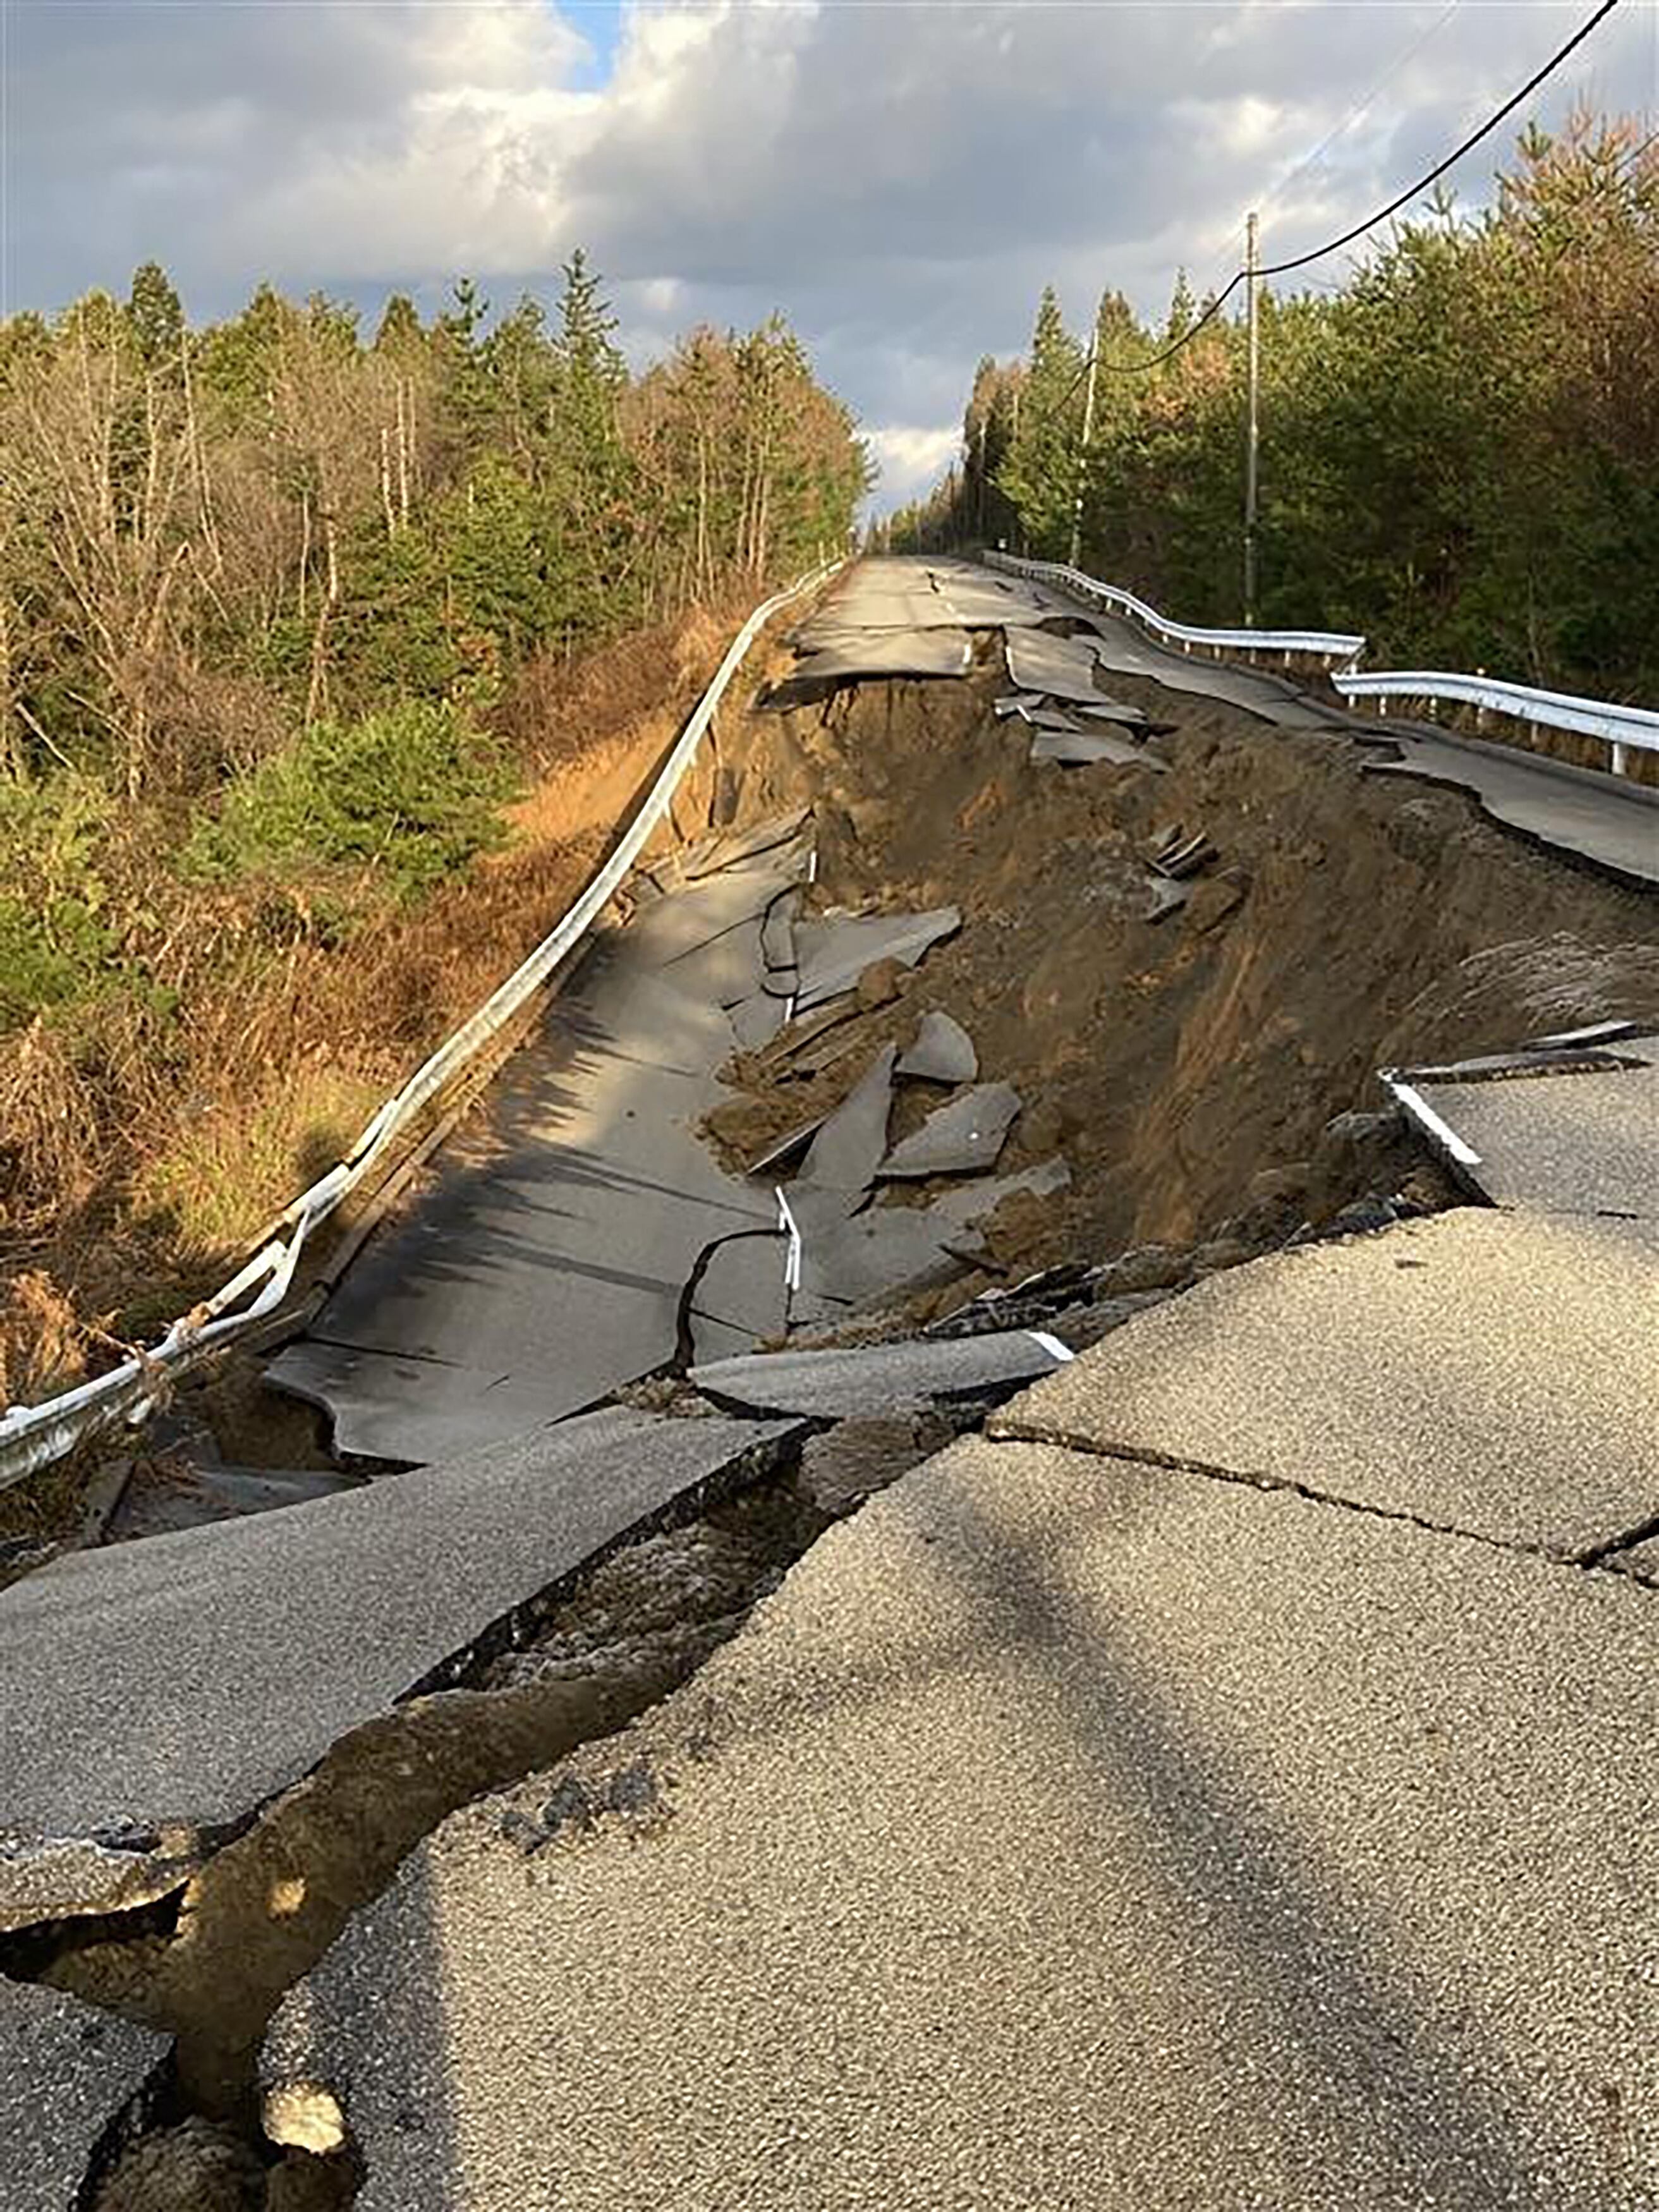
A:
0,1269,98,1406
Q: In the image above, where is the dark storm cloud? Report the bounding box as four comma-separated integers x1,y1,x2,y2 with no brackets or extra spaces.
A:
5,0,1653,506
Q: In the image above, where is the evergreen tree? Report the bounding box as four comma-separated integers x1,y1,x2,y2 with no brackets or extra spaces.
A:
995,288,1086,558
374,293,424,355
126,262,184,370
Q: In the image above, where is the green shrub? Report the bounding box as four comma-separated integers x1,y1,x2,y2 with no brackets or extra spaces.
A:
0,777,150,1035
186,699,514,902
0,894,116,1029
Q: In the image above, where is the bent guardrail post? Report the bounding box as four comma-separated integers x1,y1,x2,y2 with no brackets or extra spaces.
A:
0,559,842,1495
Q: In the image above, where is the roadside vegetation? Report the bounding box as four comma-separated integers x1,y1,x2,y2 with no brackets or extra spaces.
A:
890,119,1659,703
0,253,867,1398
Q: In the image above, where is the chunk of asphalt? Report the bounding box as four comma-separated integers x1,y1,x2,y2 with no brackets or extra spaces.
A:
727,993,786,1052
796,1046,897,1193
1144,876,1190,923
260,1431,1658,2212
1,1978,172,2212
1031,727,1155,769
1407,1052,1659,1218
792,909,961,1012
0,1407,801,1930
679,810,813,881
1076,698,1155,727
759,888,799,976
787,1186,976,1311
787,1162,1071,1320
991,1208,1659,1557
689,1332,1070,1419
877,1083,1021,1180
896,1011,978,1085
1004,629,1110,703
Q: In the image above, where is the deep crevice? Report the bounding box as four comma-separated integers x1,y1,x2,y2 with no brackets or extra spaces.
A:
18,1437,852,2209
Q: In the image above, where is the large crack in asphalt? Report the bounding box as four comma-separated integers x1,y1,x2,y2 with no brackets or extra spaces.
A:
984,1415,1656,1577
3,1437,853,2207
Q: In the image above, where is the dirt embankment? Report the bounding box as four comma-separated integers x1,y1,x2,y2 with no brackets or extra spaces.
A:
699,642,1658,1302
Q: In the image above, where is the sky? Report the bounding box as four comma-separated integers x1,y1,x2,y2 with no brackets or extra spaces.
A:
3,0,1656,512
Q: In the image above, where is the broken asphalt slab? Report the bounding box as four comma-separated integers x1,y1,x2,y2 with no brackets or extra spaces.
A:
1,1977,173,2212
785,1184,978,1316
895,1010,978,1083
1031,725,1159,768
878,1081,1021,1179
992,1207,1659,1558
1404,1045,1659,1218
689,1330,1071,1418
795,1045,896,1193
262,1431,1658,2211
791,906,961,1011
0,1407,799,1929
1003,628,1114,703
1083,611,1340,731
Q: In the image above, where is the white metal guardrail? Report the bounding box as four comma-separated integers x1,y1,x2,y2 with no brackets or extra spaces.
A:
0,561,841,1494
1334,669,1659,776
984,550,1367,671
988,549,1656,776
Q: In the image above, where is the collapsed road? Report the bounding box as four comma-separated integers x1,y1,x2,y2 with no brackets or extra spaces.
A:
1,556,1655,2210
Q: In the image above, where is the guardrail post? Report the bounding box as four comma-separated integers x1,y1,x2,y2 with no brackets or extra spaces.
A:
1612,739,1628,775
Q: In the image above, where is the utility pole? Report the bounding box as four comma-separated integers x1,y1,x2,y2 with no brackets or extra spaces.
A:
1067,337,1098,571
1244,209,1260,627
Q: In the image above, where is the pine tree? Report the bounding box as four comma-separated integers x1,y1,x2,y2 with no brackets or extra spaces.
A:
995,288,1085,557
374,294,424,356
126,262,184,371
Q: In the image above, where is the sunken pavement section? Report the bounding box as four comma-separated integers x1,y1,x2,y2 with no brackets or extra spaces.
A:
1,559,1655,2208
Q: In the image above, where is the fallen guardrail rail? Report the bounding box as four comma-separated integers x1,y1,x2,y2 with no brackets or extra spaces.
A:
983,550,1367,673
1333,669,1659,777
0,560,842,1494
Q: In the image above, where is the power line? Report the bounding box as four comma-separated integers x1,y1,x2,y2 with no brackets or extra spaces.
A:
1026,0,1626,422
1262,0,1622,279
1258,0,1465,226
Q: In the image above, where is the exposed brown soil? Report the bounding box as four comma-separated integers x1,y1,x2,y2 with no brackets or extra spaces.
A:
9,1456,844,2212
700,648,1659,1314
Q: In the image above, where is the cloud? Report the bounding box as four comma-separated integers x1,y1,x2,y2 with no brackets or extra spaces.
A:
865,423,966,510
5,0,1655,509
